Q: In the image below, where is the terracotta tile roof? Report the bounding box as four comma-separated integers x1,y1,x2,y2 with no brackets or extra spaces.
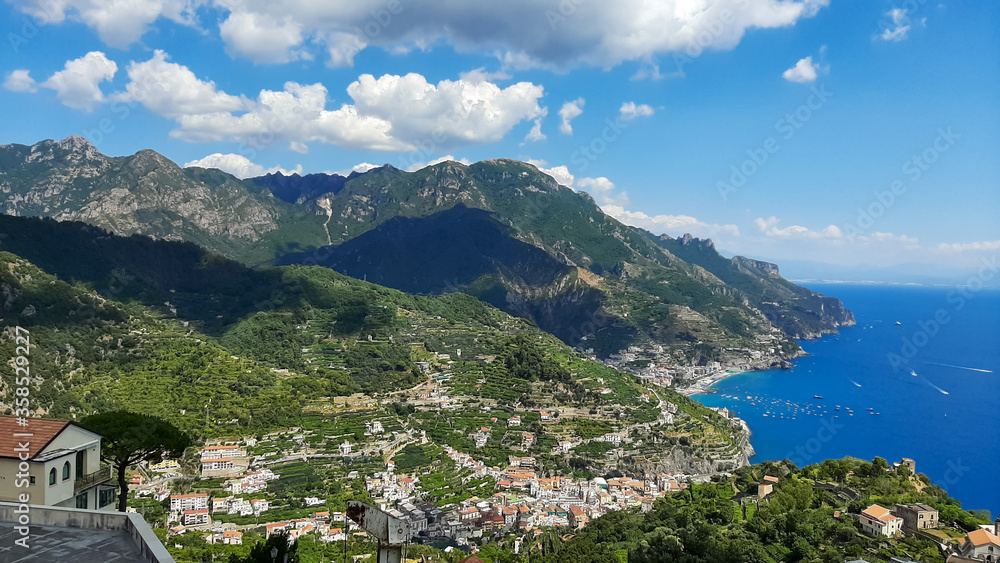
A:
861,504,900,523
967,528,1000,547
0,416,71,459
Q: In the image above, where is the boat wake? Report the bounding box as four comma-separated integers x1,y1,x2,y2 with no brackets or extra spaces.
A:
923,378,950,395
848,379,862,388
927,362,993,374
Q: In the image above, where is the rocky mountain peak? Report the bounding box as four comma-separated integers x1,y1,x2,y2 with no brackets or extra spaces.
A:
57,135,93,152
733,256,781,277
679,233,715,248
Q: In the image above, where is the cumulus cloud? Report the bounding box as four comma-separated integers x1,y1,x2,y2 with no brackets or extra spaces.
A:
41,51,117,111
522,108,548,144
219,12,305,64
879,8,911,41
183,153,302,179
782,56,818,83
114,55,545,152
577,177,629,207
3,70,37,92
10,1,829,70
558,98,585,135
525,159,574,188
619,102,655,121
114,50,246,118
12,0,194,48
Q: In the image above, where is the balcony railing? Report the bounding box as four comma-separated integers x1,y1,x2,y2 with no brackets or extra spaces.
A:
74,465,113,493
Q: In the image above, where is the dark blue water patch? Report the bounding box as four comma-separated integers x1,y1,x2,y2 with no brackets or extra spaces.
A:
694,283,1000,515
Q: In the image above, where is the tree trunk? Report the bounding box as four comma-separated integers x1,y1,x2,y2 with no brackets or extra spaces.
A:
116,461,130,512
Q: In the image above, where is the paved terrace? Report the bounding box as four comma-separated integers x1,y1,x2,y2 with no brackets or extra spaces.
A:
0,502,173,563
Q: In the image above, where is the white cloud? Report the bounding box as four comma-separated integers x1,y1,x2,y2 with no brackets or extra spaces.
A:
460,67,512,82
933,240,1000,253
619,102,655,121
183,153,302,179
755,216,843,239
404,155,472,172
879,8,911,42
12,0,194,48
114,50,246,118
41,51,117,111
219,11,305,64
11,1,829,70
3,70,37,92
331,162,380,177
782,56,818,83
522,108,548,144
604,205,741,238
115,56,545,152
577,177,629,207
525,159,574,187
213,0,830,69
289,141,309,154
558,98,585,135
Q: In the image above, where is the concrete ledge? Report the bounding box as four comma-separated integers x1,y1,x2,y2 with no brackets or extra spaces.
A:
0,502,174,562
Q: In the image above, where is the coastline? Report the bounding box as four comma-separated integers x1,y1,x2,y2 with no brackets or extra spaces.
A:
677,369,748,397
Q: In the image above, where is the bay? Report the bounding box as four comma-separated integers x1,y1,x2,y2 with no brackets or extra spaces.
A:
694,283,1000,515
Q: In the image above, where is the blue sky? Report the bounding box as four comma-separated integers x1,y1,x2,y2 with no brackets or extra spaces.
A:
1,0,997,273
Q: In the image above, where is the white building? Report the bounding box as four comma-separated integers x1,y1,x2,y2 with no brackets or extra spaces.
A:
859,504,902,537
171,494,209,513
0,416,117,511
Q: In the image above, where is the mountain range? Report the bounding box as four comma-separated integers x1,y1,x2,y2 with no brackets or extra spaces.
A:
0,136,854,366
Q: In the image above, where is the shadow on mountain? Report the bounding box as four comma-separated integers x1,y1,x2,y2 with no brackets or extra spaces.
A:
276,204,621,347
0,215,286,334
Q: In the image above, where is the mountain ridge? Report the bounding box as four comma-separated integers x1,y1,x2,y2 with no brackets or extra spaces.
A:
0,136,854,366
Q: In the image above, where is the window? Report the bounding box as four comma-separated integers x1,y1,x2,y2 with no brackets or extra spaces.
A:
99,488,116,508
75,492,88,509
76,450,85,479
29,476,35,485
48,468,56,485
62,461,71,480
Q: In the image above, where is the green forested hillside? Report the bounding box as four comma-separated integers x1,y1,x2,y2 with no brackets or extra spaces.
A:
529,457,988,563
0,215,656,438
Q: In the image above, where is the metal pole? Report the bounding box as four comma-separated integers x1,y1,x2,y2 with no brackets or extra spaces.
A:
344,511,349,563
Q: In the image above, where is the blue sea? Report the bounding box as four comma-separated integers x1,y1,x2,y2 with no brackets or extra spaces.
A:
694,283,1000,515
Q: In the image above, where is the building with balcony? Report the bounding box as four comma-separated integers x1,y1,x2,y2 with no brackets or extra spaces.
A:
0,416,116,511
